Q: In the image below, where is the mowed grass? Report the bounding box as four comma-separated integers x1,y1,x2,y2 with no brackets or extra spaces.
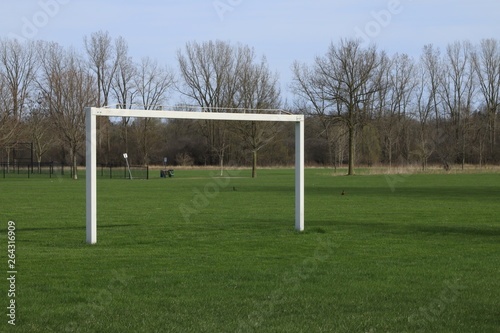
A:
0,169,499,332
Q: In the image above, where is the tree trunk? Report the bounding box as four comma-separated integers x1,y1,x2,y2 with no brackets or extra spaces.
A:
327,138,336,172
6,149,10,173
252,150,257,178
479,137,484,167
219,149,224,177
124,121,129,154
388,137,393,170
491,111,497,156
348,125,355,176
461,132,466,170
72,150,78,180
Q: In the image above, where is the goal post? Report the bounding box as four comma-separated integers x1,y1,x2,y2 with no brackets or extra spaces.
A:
85,106,305,244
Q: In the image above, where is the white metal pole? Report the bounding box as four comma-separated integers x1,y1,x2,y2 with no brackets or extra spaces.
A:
124,155,133,180
126,158,133,179
86,107,97,244
295,119,305,231
85,107,304,243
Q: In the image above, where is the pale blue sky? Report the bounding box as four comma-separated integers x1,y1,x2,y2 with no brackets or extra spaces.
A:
1,0,499,102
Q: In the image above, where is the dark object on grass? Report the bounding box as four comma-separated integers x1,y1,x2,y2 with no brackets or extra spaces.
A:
161,169,175,178
341,190,345,195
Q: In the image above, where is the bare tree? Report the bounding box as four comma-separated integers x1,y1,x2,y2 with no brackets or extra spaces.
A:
134,57,175,164
294,39,383,175
439,41,476,168
26,95,54,172
112,36,137,154
473,39,500,157
177,40,241,108
413,58,438,170
0,39,38,145
84,31,125,165
421,44,443,127
135,57,175,108
177,40,245,168
232,53,282,177
387,54,417,166
112,37,136,106
291,62,341,169
38,43,97,179
84,31,119,107
0,73,17,145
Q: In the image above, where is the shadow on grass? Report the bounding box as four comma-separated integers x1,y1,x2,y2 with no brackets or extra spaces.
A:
308,186,500,199
299,227,327,234
20,224,140,232
410,225,500,237
311,220,500,237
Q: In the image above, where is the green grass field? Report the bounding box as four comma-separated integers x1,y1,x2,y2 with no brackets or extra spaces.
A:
1,169,499,332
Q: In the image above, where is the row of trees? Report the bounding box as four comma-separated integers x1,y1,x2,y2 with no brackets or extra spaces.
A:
292,39,500,174
1,32,499,179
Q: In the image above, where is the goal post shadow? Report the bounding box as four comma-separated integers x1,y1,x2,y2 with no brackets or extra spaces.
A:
85,106,305,244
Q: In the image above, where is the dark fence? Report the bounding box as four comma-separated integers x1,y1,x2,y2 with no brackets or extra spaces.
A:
1,163,149,179
98,165,149,179
1,162,71,179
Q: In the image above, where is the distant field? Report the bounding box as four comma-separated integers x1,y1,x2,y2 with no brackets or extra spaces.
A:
1,169,499,332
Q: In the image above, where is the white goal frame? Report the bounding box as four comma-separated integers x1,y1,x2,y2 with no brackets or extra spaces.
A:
85,106,305,244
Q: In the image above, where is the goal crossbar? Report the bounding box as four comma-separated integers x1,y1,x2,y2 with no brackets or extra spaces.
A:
85,107,305,244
